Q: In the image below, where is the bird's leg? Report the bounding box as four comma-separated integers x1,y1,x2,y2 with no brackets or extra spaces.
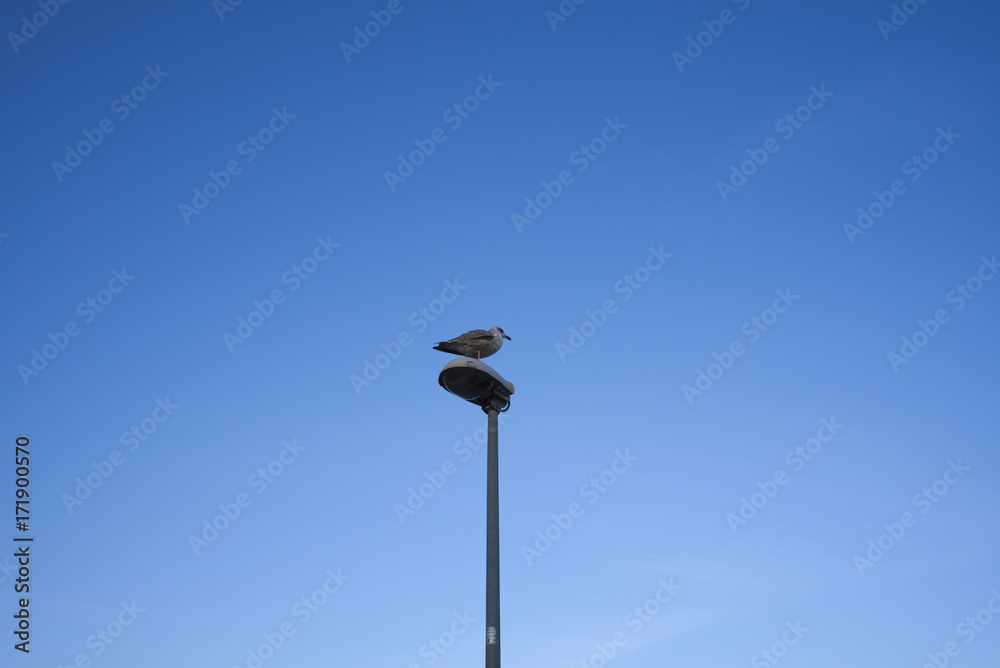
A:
477,351,481,360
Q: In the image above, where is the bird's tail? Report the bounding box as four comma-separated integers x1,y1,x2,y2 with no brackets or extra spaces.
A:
433,343,461,355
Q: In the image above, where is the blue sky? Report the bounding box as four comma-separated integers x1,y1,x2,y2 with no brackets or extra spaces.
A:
2,0,999,666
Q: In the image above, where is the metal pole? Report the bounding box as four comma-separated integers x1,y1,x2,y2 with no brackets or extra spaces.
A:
486,405,500,668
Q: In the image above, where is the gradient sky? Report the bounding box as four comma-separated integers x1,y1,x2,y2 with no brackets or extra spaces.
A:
2,1,999,666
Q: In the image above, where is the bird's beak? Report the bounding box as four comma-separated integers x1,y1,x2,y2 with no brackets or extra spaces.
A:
502,333,511,340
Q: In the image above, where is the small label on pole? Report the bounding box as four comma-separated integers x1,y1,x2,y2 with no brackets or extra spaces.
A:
487,626,497,644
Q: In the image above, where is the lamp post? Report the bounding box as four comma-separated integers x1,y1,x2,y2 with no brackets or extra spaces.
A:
438,358,514,668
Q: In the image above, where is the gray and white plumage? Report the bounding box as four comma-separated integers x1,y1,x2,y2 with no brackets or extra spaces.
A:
433,327,511,359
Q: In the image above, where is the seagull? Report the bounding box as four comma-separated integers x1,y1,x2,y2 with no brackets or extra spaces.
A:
433,327,511,360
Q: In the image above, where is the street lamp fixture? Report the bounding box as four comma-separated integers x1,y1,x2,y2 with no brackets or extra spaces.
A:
438,358,514,413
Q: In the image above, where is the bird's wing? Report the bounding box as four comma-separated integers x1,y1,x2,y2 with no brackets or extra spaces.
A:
458,329,491,340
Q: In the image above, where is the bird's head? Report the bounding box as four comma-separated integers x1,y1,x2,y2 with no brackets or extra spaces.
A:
491,326,511,340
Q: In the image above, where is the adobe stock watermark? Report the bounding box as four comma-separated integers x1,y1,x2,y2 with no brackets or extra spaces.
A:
751,621,809,668
222,235,339,352
886,254,996,372
0,556,18,586
715,85,833,202
54,600,145,666
844,126,960,244
544,0,590,31
17,268,135,386
405,610,476,667
577,578,682,668
521,449,638,566
510,116,628,233
7,0,75,54
877,0,932,41
682,288,799,404
853,459,969,576
231,567,349,668
919,588,1000,668
384,75,501,192
178,106,296,224
350,278,466,395
340,0,416,63
555,245,671,362
671,0,752,73
394,412,511,524
213,0,247,21
725,417,844,534
187,439,305,556
50,65,169,182
61,397,179,514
